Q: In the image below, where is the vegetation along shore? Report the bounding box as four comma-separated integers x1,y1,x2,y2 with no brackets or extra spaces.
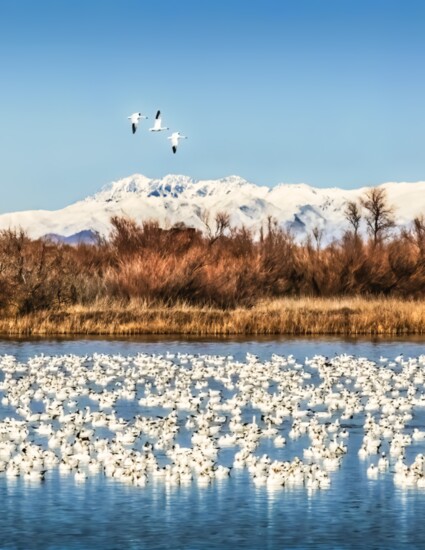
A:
1,187,425,335
2,297,425,336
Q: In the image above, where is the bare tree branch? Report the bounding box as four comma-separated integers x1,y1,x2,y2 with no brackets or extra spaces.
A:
360,188,395,245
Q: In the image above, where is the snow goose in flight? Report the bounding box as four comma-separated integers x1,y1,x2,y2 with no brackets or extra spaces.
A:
167,131,187,154
128,112,148,134
149,111,169,132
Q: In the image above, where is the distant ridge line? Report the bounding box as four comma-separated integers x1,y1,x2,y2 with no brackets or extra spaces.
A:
0,173,424,243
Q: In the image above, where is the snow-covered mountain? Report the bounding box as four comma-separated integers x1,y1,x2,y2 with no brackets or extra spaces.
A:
1,174,425,242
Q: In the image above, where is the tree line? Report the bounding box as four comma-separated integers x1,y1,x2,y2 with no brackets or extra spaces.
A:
0,187,424,314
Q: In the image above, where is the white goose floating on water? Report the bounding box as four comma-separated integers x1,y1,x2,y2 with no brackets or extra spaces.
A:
2,351,425,491
128,112,148,134
167,131,187,154
149,110,169,132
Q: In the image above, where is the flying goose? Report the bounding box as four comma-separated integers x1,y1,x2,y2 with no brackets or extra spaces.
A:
167,131,187,154
128,112,148,134
149,110,169,132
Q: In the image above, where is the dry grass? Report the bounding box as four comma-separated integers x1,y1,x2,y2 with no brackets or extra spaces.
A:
1,297,425,336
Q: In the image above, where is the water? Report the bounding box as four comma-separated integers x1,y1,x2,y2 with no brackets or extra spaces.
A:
1,335,425,550
1,333,423,363
3,469,422,550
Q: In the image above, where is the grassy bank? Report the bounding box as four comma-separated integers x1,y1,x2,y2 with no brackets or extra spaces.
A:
1,297,425,336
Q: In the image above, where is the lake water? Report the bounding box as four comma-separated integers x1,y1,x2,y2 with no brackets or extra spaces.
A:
2,334,424,364
1,336,425,550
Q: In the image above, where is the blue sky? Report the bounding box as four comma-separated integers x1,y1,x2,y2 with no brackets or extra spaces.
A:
1,0,425,212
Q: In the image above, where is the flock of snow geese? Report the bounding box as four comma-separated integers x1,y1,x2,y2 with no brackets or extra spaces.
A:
1,350,425,491
128,111,187,154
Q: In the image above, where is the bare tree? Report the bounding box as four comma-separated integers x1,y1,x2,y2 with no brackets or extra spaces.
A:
402,215,425,259
201,210,230,243
312,226,323,251
412,216,425,258
344,201,362,236
360,188,395,245
214,212,230,237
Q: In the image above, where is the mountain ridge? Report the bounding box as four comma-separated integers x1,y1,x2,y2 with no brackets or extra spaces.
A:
1,174,425,242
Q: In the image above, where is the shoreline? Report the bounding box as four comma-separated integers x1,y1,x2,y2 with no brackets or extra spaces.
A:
1,297,425,336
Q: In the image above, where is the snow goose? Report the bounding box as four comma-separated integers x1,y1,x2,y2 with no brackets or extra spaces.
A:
128,112,148,134
167,131,187,154
149,110,169,132
367,464,378,478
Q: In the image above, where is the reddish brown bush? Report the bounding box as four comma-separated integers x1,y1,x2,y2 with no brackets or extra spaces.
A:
0,213,425,313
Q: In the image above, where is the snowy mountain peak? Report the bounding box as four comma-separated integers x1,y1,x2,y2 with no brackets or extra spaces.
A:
96,174,153,201
93,174,255,203
1,174,425,242
217,175,250,186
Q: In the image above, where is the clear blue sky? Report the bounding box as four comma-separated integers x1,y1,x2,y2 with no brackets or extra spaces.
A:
1,0,424,212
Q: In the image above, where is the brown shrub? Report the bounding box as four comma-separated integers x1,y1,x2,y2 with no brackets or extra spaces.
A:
2,213,425,312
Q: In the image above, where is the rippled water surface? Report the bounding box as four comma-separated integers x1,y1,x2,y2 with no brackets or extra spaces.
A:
1,335,425,550
1,334,425,363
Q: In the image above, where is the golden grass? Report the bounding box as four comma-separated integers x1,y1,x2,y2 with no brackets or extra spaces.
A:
0,297,425,335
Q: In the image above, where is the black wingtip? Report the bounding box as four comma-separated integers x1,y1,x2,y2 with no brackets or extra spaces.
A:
172,146,177,154
156,110,160,119
132,123,136,134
